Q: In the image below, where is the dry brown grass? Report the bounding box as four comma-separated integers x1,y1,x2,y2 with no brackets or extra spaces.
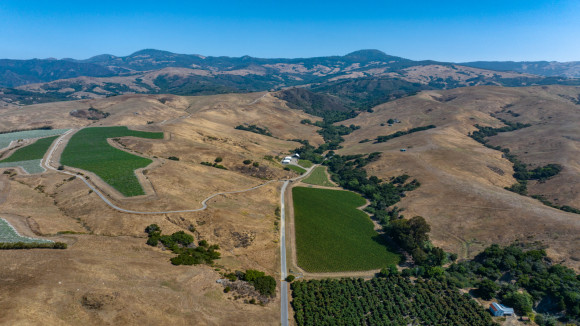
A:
339,85,580,270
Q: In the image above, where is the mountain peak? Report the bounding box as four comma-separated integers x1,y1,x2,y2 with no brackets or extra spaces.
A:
344,49,406,62
129,49,176,58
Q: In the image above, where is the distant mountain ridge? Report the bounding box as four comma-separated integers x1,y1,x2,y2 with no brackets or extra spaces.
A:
461,60,580,78
1,49,579,108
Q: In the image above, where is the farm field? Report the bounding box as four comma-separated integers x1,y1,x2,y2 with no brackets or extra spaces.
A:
0,135,59,163
302,166,335,187
0,128,68,150
287,164,306,174
292,187,399,272
298,159,313,168
0,218,53,244
291,277,496,326
60,126,164,197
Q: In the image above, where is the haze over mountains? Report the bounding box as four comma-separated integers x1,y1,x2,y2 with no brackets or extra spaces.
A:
2,49,580,108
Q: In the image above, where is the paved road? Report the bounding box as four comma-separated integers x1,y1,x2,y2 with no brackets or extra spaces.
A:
280,180,290,326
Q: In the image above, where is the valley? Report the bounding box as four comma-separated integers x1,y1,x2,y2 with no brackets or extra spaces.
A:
0,81,579,325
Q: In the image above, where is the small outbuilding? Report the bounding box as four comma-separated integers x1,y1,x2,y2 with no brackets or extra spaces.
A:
489,302,514,317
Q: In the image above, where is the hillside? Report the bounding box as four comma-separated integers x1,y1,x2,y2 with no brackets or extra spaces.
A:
2,49,580,108
463,60,580,78
338,85,580,270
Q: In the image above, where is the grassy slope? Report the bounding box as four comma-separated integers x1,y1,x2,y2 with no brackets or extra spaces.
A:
0,136,59,163
287,164,306,174
302,166,335,187
61,127,163,197
292,187,399,272
297,159,313,168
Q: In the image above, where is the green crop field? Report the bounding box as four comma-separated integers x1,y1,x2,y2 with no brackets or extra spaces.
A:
61,126,164,197
287,164,306,174
292,187,400,272
302,166,335,187
0,135,60,174
298,159,313,168
0,136,58,163
0,218,53,244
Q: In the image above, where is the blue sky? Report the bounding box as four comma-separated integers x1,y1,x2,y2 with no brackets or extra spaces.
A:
1,0,579,61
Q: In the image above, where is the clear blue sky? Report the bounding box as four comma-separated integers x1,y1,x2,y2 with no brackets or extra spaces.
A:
1,0,579,62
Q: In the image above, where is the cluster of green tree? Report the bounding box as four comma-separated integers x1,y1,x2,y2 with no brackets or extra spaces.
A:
291,276,497,326
469,119,531,144
531,195,580,214
200,157,227,170
468,119,577,214
301,120,360,149
86,107,110,120
311,77,430,112
145,224,220,266
375,125,436,143
445,243,580,323
0,126,53,134
386,216,453,267
274,88,358,123
234,124,273,137
240,269,277,297
224,269,277,297
0,241,67,249
324,153,419,223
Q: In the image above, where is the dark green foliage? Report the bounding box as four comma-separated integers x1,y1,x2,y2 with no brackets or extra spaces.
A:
200,161,227,170
274,88,356,123
324,152,420,226
502,291,533,315
167,156,179,161
375,125,436,143
214,157,223,163
145,224,160,234
301,120,360,150
252,275,277,297
311,77,431,111
291,277,497,326
243,159,252,165
476,279,500,300
0,242,67,249
252,161,259,167
285,275,295,282
468,119,578,213
144,225,219,266
235,124,273,137
445,243,580,321
242,269,277,297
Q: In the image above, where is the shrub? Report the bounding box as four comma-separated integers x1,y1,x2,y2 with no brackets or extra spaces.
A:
168,156,180,161
243,159,252,165
214,157,223,163
285,275,295,282
252,162,259,167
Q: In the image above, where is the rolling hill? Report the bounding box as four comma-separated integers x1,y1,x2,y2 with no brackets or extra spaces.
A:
2,49,580,108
